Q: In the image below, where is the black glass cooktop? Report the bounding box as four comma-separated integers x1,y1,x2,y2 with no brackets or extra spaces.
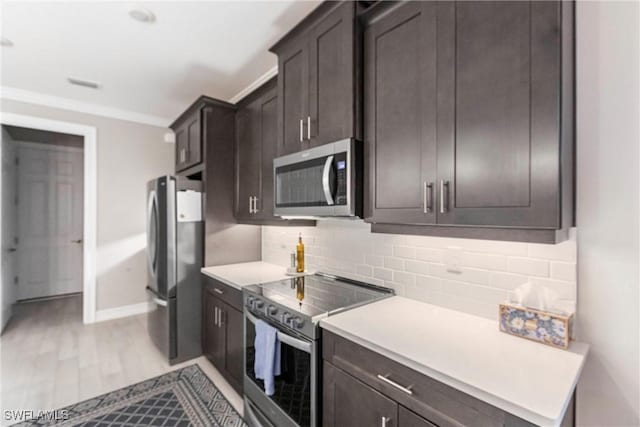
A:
245,274,391,320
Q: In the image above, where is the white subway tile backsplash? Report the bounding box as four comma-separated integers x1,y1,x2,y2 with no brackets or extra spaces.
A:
373,267,393,281
394,245,416,259
262,220,577,320
551,262,577,282
356,264,373,277
507,257,550,277
365,254,384,267
459,252,507,271
415,248,444,263
528,240,577,261
384,257,404,271
405,260,431,275
393,271,416,286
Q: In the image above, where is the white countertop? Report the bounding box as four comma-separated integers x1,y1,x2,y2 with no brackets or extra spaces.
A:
201,261,291,290
320,296,589,427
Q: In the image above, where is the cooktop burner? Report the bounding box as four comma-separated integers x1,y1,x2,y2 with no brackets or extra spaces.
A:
243,273,393,339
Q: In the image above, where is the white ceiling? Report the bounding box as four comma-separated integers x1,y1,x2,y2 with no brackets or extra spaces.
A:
0,1,320,125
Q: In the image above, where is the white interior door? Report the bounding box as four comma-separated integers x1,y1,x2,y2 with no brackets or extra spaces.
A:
17,143,83,300
2,137,18,328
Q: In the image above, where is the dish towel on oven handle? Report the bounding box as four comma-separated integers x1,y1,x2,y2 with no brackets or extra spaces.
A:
254,319,281,396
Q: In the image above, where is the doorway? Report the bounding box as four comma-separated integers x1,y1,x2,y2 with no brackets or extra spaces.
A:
1,125,84,328
0,113,97,326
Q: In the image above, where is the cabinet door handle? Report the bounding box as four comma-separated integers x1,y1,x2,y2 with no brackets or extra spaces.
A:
300,119,304,142
381,417,391,427
214,307,218,326
439,180,449,214
376,374,413,395
423,182,433,213
219,310,225,327
248,196,253,214
307,116,311,140
254,196,259,213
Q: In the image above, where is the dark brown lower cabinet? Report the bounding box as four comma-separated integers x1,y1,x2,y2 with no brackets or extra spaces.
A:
323,330,575,427
324,361,434,427
202,275,243,394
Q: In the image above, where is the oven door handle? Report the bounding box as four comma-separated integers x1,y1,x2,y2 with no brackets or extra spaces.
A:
322,155,335,206
245,310,312,353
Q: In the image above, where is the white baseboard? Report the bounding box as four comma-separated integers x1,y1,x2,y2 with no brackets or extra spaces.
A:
95,301,154,322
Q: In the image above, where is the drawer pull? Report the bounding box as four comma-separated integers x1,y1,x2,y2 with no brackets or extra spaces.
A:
213,288,224,295
376,374,413,395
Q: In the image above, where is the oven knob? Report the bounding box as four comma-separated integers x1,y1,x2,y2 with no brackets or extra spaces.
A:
282,312,292,324
246,296,255,308
267,305,278,316
292,317,304,328
254,300,264,309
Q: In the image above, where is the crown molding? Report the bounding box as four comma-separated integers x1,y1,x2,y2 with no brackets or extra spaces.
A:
228,65,278,104
0,86,171,128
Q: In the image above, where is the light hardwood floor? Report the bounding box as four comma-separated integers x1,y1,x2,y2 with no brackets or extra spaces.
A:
0,295,243,426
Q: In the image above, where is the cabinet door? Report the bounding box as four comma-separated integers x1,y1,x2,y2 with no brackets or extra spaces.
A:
277,35,309,156
223,303,244,392
186,110,202,168
308,1,355,147
436,2,561,227
175,111,201,172
258,89,278,219
324,362,397,427
175,124,189,172
204,290,226,368
235,102,261,221
364,2,438,224
399,407,436,427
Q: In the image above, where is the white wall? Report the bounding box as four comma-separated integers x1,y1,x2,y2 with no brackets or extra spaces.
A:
1,99,174,312
263,222,577,320
0,127,18,330
575,2,640,426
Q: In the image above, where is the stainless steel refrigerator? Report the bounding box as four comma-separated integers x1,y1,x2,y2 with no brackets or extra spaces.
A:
146,176,203,364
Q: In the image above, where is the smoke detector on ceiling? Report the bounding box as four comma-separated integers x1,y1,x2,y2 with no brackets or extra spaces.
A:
68,77,101,89
129,8,155,23
1,37,14,47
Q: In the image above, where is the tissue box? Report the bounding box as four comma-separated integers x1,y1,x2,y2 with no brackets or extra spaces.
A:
499,303,572,349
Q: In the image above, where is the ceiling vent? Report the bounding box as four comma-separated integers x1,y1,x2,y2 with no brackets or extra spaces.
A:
67,77,101,89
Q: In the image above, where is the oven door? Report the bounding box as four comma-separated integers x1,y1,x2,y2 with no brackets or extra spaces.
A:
273,138,356,217
244,310,317,427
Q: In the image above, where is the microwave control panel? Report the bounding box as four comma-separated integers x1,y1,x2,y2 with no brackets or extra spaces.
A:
335,152,348,205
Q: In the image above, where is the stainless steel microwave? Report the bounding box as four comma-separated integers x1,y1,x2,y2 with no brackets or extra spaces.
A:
273,139,362,218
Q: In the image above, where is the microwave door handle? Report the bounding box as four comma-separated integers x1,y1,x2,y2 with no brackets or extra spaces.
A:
322,155,335,206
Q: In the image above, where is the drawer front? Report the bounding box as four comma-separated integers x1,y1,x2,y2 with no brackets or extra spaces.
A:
323,330,506,427
202,275,242,311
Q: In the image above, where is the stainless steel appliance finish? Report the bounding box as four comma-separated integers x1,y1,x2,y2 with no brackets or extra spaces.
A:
243,273,393,427
273,139,362,218
146,176,203,365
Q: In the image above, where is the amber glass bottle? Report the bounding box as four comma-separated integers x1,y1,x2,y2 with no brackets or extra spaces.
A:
296,233,305,273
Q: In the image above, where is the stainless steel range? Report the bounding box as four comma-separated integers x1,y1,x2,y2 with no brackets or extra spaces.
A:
243,273,393,427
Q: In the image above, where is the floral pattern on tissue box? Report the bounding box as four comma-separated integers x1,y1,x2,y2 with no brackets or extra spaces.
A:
499,303,572,349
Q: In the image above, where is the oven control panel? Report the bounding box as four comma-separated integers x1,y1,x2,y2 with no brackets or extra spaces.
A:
243,294,315,339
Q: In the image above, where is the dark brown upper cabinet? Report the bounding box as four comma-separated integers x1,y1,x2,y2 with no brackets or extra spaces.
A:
270,1,361,156
171,96,237,178
363,1,574,243
234,78,315,226
364,1,438,226
235,78,276,222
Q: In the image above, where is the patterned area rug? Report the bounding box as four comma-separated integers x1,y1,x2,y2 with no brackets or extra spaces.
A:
13,365,246,427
